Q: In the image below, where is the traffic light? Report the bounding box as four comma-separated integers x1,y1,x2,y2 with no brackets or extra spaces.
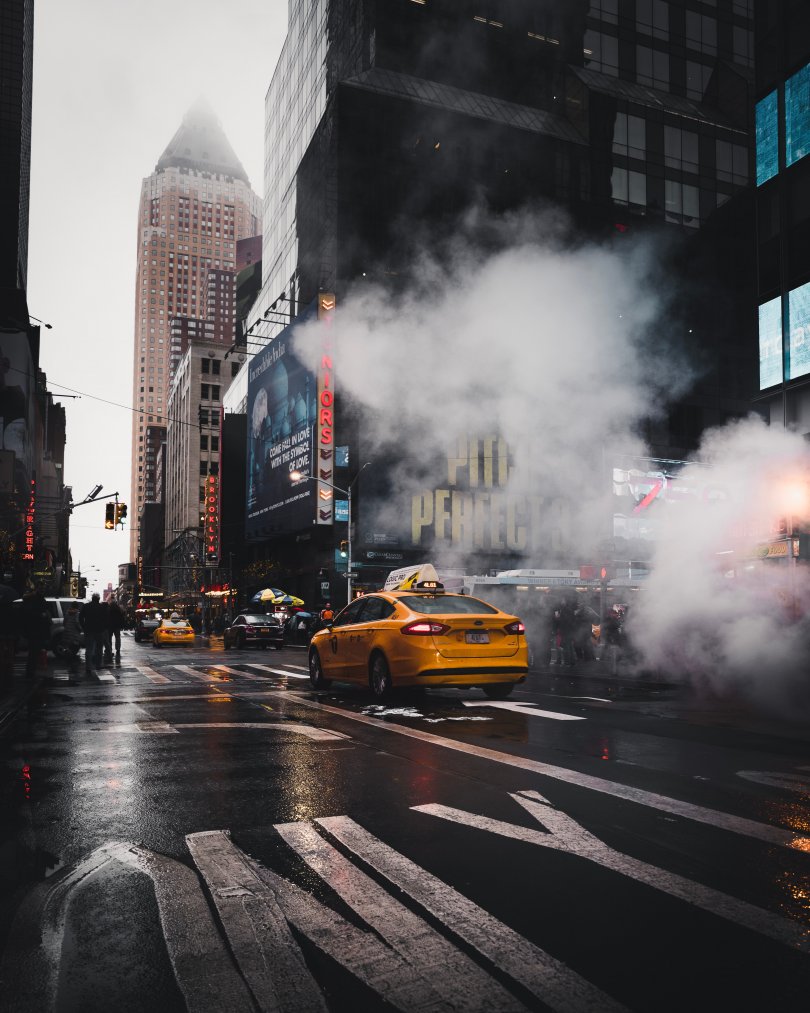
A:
339,540,348,557
105,503,115,529
599,566,610,581
115,502,128,525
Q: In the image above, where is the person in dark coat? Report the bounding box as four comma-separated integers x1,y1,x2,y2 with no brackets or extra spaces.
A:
107,600,125,664
21,588,52,678
79,594,106,675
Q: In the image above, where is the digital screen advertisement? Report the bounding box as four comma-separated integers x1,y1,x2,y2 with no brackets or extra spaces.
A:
758,295,783,390
787,281,810,381
246,307,318,539
755,90,779,186
786,62,810,169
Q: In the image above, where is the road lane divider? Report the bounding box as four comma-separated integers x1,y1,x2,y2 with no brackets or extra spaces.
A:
284,692,803,850
414,791,810,954
462,700,585,721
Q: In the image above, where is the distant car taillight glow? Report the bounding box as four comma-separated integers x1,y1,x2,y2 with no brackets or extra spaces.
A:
504,621,525,635
400,620,451,636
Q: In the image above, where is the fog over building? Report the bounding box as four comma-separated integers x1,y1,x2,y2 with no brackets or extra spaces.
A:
129,100,260,562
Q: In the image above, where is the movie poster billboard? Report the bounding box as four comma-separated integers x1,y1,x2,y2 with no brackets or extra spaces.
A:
246,306,319,538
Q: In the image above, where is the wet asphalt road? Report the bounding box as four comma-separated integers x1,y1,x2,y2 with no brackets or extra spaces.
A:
0,634,808,1012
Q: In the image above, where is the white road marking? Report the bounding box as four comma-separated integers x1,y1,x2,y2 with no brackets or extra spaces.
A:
208,664,277,682
94,670,116,683
414,792,810,955
554,695,612,703
187,830,455,1013
283,663,309,671
247,664,309,679
463,700,585,721
133,665,170,684
275,821,528,1013
0,841,254,1013
285,692,802,850
95,720,347,741
173,665,220,682
317,815,626,1013
737,770,810,793
186,831,328,1012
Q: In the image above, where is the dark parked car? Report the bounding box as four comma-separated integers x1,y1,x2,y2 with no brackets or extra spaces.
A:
224,613,284,650
134,610,163,643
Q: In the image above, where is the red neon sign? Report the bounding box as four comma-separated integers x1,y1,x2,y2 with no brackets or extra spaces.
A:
22,479,36,560
204,473,219,563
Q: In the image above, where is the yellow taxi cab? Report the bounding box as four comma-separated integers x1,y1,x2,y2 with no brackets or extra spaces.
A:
153,614,195,647
308,576,528,699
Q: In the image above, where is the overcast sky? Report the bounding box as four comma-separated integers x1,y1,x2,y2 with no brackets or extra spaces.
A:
27,0,286,594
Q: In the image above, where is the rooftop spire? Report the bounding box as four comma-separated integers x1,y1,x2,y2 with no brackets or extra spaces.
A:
156,98,249,184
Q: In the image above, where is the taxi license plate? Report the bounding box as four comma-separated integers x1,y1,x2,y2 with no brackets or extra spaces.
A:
465,632,490,644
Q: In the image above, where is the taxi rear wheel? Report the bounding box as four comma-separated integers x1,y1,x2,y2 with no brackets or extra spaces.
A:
482,683,514,699
369,653,392,700
309,649,331,689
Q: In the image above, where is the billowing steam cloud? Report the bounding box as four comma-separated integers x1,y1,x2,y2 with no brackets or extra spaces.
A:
629,416,810,713
297,216,692,568
293,216,810,711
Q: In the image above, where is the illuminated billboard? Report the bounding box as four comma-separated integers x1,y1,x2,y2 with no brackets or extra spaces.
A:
758,296,783,390
787,281,810,381
755,90,778,185
246,298,336,539
786,62,810,169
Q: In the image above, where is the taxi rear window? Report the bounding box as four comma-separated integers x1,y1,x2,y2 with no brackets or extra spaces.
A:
405,595,499,615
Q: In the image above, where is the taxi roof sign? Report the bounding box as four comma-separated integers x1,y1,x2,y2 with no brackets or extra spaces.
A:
383,563,440,591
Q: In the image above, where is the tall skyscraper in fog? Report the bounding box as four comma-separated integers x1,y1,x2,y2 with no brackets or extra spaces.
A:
129,101,260,560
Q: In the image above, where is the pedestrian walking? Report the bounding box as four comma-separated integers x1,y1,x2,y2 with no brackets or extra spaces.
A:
21,587,52,678
603,605,624,675
79,593,106,675
61,603,82,676
319,602,335,624
107,600,125,664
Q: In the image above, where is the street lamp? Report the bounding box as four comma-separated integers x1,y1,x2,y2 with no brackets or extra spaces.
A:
290,463,369,605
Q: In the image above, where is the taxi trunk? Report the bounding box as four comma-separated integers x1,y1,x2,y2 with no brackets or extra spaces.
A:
415,616,521,659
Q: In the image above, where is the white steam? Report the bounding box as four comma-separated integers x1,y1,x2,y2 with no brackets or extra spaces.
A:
628,416,810,712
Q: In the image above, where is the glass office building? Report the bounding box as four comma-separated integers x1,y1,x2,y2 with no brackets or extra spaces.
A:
229,0,758,591
753,0,810,431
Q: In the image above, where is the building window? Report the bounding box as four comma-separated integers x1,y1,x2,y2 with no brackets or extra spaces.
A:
201,383,209,400
636,0,668,40
584,30,619,77
664,126,699,173
716,140,748,185
636,46,669,89
588,0,618,24
231,361,241,377
613,113,647,159
201,358,210,374
611,167,647,206
200,435,208,450
786,63,810,169
685,12,716,56
211,359,220,375
664,180,700,226
211,436,219,452
211,385,220,402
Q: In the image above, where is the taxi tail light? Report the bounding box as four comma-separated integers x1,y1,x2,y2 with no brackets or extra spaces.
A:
401,620,451,636
504,621,525,635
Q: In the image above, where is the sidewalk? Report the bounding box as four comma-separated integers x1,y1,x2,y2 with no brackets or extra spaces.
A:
0,663,49,739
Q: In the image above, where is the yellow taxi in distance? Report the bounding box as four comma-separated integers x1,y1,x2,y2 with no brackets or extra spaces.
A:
153,615,195,647
308,581,528,699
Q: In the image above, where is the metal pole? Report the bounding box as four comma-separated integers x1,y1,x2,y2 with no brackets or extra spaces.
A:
346,484,352,607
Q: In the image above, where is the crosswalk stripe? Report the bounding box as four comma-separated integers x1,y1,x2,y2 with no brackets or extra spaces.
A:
209,665,276,682
133,665,170,684
187,830,328,1012
187,829,458,1013
172,665,219,683
248,664,309,679
274,821,527,1012
95,671,116,683
316,816,626,1013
